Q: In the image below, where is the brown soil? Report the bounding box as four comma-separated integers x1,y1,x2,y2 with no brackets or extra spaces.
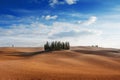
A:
0,47,120,80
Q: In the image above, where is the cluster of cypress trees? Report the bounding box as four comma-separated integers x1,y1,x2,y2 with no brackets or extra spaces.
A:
44,41,70,51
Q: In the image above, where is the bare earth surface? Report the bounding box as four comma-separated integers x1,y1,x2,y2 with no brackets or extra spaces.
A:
0,46,120,80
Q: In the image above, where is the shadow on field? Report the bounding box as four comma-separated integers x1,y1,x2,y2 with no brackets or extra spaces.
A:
8,50,52,57
72,50,120,58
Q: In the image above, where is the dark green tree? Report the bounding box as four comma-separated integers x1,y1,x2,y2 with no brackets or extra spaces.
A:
44,41,50,51
44,41,70,51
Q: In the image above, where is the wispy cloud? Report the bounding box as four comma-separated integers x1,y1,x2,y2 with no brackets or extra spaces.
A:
42,15,58,20
49,0,59,7
49,0,79,7
0,14,16,19
78,16,97,26
0,18,101,47
49,29,101,39
65,0,78,5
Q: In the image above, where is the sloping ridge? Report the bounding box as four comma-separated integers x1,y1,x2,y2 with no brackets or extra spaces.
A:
29,50,120,73
0,47,120,80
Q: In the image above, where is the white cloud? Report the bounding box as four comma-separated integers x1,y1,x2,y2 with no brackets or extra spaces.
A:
49,29,101,39
0,22,49,37
77,21,82,24
65,0,78,5
49,0,59,7
49,0,79,7
78,16,97,26
86,16,97,25
42,15,58,20
48,22,101,39
0,21,101,47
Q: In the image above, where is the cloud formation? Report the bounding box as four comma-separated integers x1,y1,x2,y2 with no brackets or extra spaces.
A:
0,14,106,47
49,0,59,7
49,0,79,7
65,0,78,5
42,15,58,20
0,17,101,47
49,29,101,39
86,16,97,25
0,21,100,38
78,16,97,26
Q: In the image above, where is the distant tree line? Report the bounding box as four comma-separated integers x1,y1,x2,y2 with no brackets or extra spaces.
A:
91,45,98,47
44,41,70,51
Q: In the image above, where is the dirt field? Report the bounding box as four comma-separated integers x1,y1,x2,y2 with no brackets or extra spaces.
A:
0,46,120,80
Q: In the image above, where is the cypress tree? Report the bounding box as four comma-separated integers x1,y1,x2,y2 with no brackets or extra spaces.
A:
44,41,70,51
51,41,54,51
44,41,50,51
62,42,65,49
67,42,70,49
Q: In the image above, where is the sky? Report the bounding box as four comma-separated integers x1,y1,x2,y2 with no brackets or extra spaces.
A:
0,0,120,48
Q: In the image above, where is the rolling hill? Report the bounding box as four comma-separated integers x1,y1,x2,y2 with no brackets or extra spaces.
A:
0,46,120,80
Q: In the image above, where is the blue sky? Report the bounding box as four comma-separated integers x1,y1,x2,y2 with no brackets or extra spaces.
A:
0,0,120,48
